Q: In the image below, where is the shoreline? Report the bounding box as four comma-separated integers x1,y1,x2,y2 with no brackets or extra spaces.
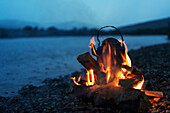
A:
0,35,168,97
0,43,169,112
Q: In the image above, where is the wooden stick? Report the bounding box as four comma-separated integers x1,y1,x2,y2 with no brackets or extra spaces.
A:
144,90,163,98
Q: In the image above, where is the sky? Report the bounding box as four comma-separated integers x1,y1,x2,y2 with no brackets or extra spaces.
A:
0,0,170,27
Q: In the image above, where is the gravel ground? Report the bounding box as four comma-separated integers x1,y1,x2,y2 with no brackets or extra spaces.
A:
0,43,169,113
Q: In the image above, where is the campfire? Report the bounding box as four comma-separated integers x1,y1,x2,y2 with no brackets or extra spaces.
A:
71,26,163,111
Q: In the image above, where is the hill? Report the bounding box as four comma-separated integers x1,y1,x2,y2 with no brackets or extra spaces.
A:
119,17,170,32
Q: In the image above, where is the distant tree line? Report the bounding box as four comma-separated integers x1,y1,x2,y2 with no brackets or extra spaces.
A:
168,23,170,39
0,25,169,38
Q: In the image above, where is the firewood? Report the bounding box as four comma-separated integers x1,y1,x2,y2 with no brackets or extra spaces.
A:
77,52,100,71
139,92,152,109
119,78,137,88
75,84,152,110
77,52,107,85
144,90,163,98
131,67,143,79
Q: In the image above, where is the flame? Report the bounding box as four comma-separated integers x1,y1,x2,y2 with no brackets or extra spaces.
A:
124,52,132,67
121,68,126,72
118,39,132,67
106,67,111,83
133,76,144,89
71,76,81,86
100,42,113,83
86,69,95,86
120,73,125,79
89,37,97,56
71,37,145,90
114,71,125,86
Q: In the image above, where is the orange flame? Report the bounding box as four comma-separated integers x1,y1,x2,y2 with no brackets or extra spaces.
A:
100,42,113,83
118,39,132,67
89,37,97,56
106,67,111,83
71,76,81,86
86,69,95,86
124,52,132,67
71,37,145,90
133,76,144,89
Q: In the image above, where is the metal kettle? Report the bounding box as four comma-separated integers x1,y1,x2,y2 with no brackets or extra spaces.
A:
91,26,126,68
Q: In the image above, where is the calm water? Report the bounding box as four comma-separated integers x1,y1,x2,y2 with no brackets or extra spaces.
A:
0,35,169,96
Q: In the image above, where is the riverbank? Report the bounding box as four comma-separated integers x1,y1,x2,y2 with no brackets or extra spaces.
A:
0,35,168,97
0,43,169,112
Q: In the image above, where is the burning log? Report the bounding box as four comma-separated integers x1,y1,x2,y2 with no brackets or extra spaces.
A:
131,67,143,79
71,26,164,111
119,78,137,88
144,90,163,98
74,85,152,110
118,79,163,98
77,52,107,85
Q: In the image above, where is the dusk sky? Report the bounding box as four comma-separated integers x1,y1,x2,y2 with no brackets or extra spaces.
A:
0,0,170,27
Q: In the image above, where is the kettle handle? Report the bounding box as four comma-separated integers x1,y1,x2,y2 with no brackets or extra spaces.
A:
97,26,124,47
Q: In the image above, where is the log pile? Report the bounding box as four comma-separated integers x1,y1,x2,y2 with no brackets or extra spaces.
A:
73,52,164,111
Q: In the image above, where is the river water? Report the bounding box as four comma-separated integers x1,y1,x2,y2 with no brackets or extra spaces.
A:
0,35,169,96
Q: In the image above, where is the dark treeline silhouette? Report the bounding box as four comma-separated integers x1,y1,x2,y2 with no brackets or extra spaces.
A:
0,25,169,38
168,23,170,39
